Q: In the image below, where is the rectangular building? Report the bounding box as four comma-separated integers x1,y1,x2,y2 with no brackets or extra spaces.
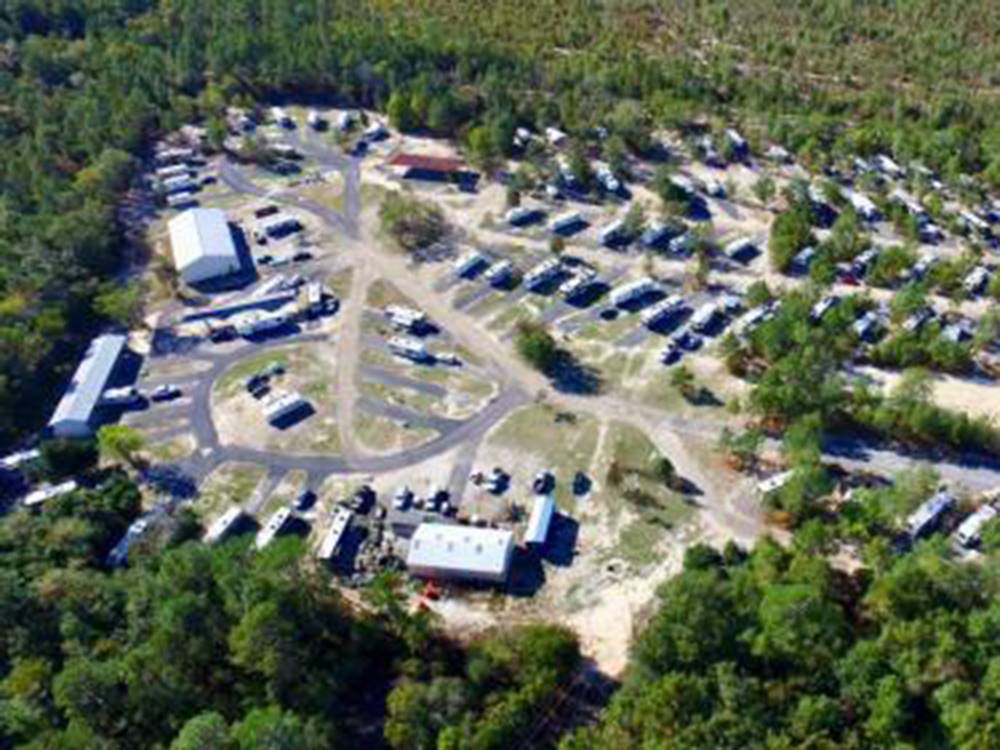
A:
406,523,515,584
524,495,556,546
48,333,128,438
168,208,241,285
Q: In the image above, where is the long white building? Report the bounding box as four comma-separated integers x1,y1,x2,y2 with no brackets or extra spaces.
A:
406,523,515,584
48,333,127,438
168,208,241,284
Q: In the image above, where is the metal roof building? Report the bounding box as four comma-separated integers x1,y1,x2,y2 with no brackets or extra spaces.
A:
406,523,514,584
48,333,127,438
168,208,240,284
524,495,556,546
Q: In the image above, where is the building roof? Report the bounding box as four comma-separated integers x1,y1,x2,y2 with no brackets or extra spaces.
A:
524,495,556,545
168,208,237,275
407,523,514,578
387,153,466,172
48,333,127,431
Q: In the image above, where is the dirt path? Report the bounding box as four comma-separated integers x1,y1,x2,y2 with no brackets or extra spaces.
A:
332,254,370,460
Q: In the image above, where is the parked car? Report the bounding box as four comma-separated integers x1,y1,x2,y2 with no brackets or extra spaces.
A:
294,489,316,511
150,384,181,402
532,470,555,495
292,250,314,262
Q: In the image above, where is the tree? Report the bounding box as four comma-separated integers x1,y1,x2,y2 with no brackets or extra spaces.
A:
670,365,696,400
96,424,145,467
387,90,416,132
379,192,447,253
622,201,646,239
93,281,146,328
171,712,234,750
514,321,558,373
752,175,776,206
769,203,815,271
36,438,98,481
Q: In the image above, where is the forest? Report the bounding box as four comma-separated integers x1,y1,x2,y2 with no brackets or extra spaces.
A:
1,462,996,748
3,0,1000,448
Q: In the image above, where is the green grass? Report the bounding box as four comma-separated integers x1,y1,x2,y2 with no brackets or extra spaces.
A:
145,434,194,462
214,351,292,399
196,462,267,520
598,422,692,524
366,279,412,309
354,412,437,452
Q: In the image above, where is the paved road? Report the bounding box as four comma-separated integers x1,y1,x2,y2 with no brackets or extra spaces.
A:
356,396,462,433
360,366,448,398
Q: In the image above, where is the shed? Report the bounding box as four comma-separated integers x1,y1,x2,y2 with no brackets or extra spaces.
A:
168,208,240,284
406,523,514,584
48,333,127,438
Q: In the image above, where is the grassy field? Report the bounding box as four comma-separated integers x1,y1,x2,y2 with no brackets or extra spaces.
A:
196,462,267,521
353,412,438,453
214,350,293,399
327,267,354,300
489,404,600,507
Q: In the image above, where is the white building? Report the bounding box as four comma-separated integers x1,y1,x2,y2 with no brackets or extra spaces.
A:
48,333,127,438
168,208,240,284
524,495,556,546
256,507,292,549
406,523,515,584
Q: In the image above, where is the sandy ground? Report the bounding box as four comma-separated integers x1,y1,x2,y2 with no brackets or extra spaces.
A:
858,365,1000,422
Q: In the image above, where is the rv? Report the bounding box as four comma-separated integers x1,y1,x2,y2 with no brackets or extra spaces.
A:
453,250,487,278
523,259,563,291
690,302,720,333
505,206,544,226
609,276,661,307
484,259,514,287
384,305,428,331
262,390,309,425
388,336,431,363
905,489,953,539
271,106,293,128
598,219,626,246
641,294,687,328
548,210,584,234
955,504,998,548
810,295,840,323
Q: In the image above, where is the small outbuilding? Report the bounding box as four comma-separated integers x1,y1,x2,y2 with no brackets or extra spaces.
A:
168,208,241,285
524,495,556,546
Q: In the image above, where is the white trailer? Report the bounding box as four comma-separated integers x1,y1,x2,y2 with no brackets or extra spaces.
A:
271,106,293,128
389,336,431,362
690,302,720,332
453,250,487,278
847,191,880,221
204,506,244,544
610,276,660,307
235,311,289,337
256,507,292,549
641,294,686,327
317,507,354,561
262,390,309,425
484,259,514,286
306,110,324,130
548,210,583,234
598,218,626,246
955,504,998,548
384,305,427,330
524,259,562,291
